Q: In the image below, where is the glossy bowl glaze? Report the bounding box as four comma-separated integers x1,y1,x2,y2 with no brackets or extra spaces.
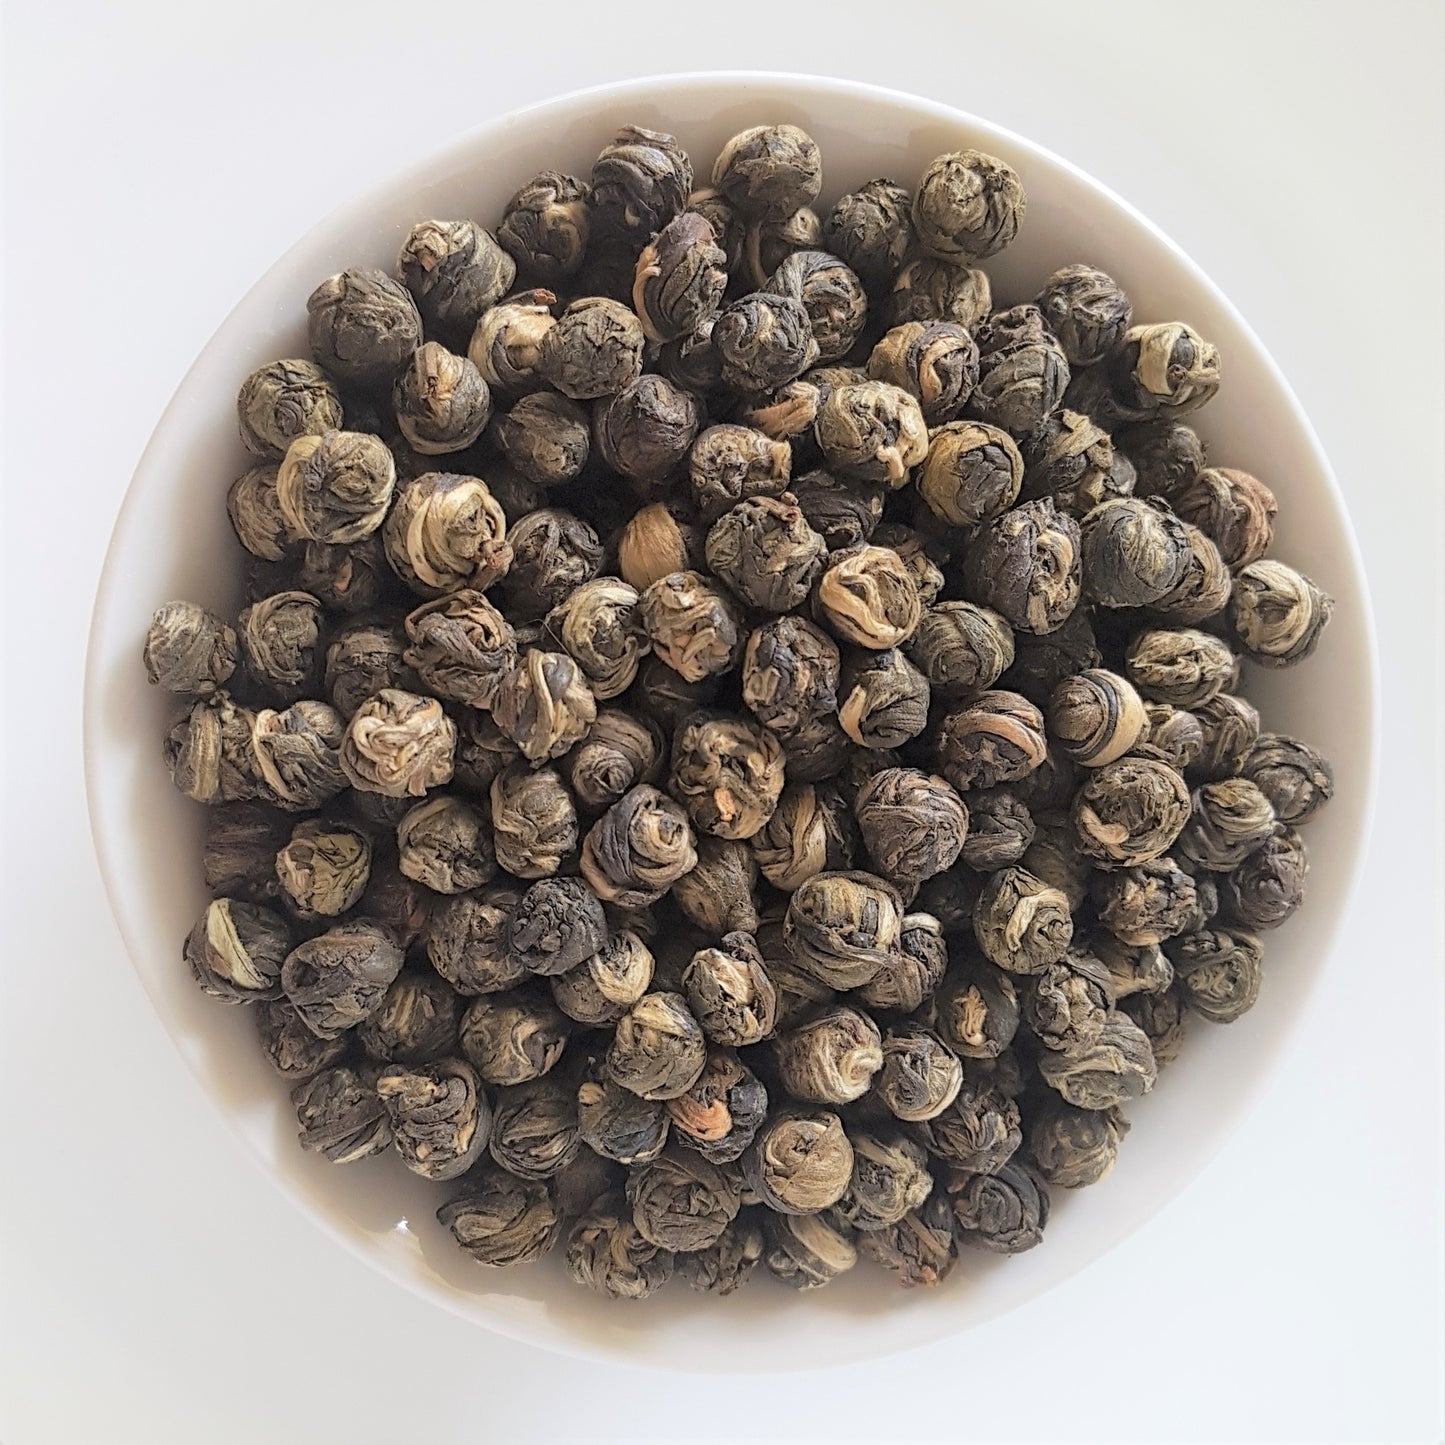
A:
84,72,1377,1371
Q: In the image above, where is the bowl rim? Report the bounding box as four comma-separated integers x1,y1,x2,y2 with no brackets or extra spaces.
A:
83,69,1381,1369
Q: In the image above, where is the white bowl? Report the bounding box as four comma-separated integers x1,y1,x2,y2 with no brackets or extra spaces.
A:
84,71,1378,1371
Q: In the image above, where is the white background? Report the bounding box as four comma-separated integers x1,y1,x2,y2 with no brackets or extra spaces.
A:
2,2,1442,1441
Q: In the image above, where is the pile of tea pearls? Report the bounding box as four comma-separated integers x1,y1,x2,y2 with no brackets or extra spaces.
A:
145,123,1336,1299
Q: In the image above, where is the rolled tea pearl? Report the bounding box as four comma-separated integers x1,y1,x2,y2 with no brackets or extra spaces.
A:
375,1058,491,1182
256,998,347,1080
958,787,1035,872
742,1106,854,1215
972,865,1073,974
1125,628,1237,710
712,124,823,220
489,763,577,879
459,990,570,1086
616,501,706,592
537,296,645,399
682,932,778,1047
1035,264,1133,368
576,1076,671,1165
1092,856,1200,946
508,878,607,978
627,1147,742,1254
546,577,649,702
1046,668,1149,767
564,1190,675,1299
853,767,969,886
631,210,728,343
1029,1098,1130,1189
856,1191,958,1288
1190,693,1262,782
280,920,404,1038
396,218,515,342
491,649,597,763
594,374,701,486
766,249,869,364
237,591,326,704
606,991,708,1100
967,304,1070,436
502,508,603,622
916,420,1023,529
274,818,373,919
1079,497,1193,609
438,1166,562,1268
639,570,745,683
905,601,1015,702
1165,926,1263,1023
1091,933,1175,1000
497,170,591,283
467,287,557,393
1173,466,1277,568
713,290,818,390
1240,734,1334,826
824,177,913,285
668,711,786,841
762,1210,859,1290
424,885,526,996
237,358,344,459
837,648,930,750
306,266,422,388
551,930,655,1026
687,424,792,524
1141,702,1205,773
772,1005,883,1104
393,343,492,455
580,784,698,907
858,912,948,1014
491,391,589,485
867,321,979,426
1036,1010,1158,1109
913,149,1025,262
1072,756,1191,869
356,968,461,1065
394,794,492,895
835,1131,933,1232
1107,320,1220,416
935,689,1047,791
382,471,510,597
929,958,1019,1060
814,381,929,487
143,600,238,696
962,499,1082,635
665,1048,769,1165
566,709,664,812
291,1063,393,1163
671,836,760,935
184,898,291,1003
1228,560,1334,668
1149,524,1232,625
875,1029,964,1122
1220,829,1307,930
678,1212,767,1295
751,782,858,893
1176,777,1277,871
741,615,841,735
1020,947,1112,1053
913,1079,1022,1175
783,870,905,990
401,590,514,711
813,545,923,650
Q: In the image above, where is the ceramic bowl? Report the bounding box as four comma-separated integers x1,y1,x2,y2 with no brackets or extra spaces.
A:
84,71,1377,1371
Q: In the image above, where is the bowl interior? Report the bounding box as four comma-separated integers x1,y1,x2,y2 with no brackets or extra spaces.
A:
84,72,1376,1371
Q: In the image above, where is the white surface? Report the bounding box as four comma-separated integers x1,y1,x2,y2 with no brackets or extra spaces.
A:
83,71,1379,1372
2,0,1441,1438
